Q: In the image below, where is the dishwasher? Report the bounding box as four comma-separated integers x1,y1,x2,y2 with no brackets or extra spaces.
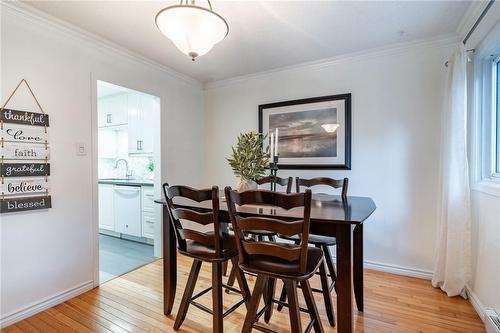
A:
113,185,142,237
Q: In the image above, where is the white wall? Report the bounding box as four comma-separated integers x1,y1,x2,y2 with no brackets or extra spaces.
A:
0,3,204,326
470,191,500,312
203,38,456,275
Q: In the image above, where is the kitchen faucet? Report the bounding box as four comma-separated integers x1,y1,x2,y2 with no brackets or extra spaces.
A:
114,159,132,179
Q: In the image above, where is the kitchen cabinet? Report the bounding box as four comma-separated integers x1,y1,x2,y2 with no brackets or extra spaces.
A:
114,185,142,237
98,93,128,128
142,211,156,239
98,184,114,231
128,94,155,155
99,183,155,240
141,186,155,239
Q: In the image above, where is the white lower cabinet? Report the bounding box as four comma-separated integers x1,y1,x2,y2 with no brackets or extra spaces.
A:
142,211,156,239
113,185,142,237
99,183,155,240
141,187,156,238
98,184,115,231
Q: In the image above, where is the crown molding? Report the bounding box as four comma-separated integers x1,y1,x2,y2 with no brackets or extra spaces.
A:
204,34,459,90
1,0,203,89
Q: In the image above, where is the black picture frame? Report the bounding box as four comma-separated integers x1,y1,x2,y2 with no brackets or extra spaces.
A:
259,93,351,170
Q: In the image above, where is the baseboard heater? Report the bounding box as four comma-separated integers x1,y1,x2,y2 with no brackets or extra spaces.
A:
485,308,500,333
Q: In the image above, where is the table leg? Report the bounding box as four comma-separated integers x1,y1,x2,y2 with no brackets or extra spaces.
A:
163,205,177,315
353,223,364,312
336,224,352,333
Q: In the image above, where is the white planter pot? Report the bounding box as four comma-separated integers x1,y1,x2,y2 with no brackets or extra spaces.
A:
237,179,258,192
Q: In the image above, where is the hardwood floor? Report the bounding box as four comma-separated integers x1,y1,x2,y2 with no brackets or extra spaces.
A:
2,256,485,333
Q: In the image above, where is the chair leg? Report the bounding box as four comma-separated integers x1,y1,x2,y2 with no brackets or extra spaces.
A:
322,244,337,292
212,261,224,333
231,257,251,308
223,260,228,276
284,280,302,333
276,284,287,311
225,264,237,293
264,278,276,323
242,275,268,333
318,261,335,327
301,280,326,333
278,238,299,312
174,259,202,330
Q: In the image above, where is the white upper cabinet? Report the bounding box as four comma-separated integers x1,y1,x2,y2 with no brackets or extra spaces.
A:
98,93,128,128
128,94,155,155
98,91,155,155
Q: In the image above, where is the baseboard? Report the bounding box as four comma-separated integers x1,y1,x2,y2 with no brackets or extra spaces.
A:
466,285,486,321
325,253,434,280
0,280,94,328
363,260,434,280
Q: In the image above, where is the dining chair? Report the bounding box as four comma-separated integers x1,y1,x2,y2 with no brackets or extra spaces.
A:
256,175,293,194
225,187,326,333
276,177,348,327
225,176,293,291
163,184,250,333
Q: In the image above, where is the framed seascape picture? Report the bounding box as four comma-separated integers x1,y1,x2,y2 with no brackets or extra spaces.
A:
259,94,351,169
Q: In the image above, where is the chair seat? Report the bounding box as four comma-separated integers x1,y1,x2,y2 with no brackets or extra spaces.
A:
179,232,238,262
282,234,336,246
228,224,276,238
246,230,277,237
240,247,324,280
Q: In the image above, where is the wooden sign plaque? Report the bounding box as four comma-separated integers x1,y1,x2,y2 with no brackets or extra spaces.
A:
1,178,50,197
1,143,50,160
0,195,51,213
0,163,50,177
0,109,49,127
1,124,48,144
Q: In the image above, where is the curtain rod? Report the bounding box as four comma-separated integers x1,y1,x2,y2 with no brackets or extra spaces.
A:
444,49,475,67
462,0,495,45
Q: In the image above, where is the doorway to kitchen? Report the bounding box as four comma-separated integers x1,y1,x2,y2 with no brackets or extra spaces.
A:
96,80,161,284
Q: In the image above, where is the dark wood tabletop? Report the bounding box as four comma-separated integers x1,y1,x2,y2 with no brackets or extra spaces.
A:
155,193,375,224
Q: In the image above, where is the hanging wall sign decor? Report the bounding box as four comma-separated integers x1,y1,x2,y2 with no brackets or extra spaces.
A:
1,124,49,144
1,79,51,214
1,143,50,160
0,163,50,177
1,178,50,197
0,195,52,213
0,109,49,127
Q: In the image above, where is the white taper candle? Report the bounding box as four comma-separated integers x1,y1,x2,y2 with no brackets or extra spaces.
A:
270,133,274,158
275,128,279,156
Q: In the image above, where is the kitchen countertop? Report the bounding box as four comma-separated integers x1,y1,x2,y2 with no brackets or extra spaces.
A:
98,178,154,186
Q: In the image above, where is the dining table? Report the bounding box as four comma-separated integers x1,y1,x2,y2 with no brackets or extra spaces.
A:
155,192,376,333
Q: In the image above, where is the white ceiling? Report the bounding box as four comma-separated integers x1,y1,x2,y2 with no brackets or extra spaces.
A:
24,1,471,83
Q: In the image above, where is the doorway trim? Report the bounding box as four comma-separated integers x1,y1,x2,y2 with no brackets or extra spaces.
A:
90,73,164,288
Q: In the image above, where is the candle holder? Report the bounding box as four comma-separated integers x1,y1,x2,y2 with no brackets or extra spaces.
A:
269,155,279,192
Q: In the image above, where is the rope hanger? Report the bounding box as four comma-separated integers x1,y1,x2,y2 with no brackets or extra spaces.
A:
1,79,46,115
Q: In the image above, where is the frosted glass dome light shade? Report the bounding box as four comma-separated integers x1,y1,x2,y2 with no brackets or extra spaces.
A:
155,4,229,61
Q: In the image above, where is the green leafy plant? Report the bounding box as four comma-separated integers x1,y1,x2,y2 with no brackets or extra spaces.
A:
147,160,154,173
227,131,269,181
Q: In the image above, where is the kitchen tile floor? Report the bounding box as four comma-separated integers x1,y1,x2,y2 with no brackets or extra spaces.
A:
99,234,155,284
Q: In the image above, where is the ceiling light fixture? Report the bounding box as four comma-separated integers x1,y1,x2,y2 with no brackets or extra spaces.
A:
155,0,229,61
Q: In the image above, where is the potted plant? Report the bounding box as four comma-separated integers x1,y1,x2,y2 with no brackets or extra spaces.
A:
227,131,269,192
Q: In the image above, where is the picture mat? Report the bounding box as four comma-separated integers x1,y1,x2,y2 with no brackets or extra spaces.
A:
262,100,346,165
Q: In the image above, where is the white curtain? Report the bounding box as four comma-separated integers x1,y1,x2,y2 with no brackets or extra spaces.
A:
432,45,471,298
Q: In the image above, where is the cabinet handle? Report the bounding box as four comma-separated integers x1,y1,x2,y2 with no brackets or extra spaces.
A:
106,114,112,124
137,140,143,151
